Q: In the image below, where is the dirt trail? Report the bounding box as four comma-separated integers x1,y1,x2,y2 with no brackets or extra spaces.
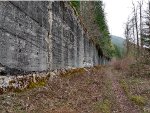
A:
107,67,141,113
0,66,142,113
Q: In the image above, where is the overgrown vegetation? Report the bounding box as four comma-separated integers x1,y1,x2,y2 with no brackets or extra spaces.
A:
113,44,122,58
94,1,115,58
1,63,149,112
70,1,80,13
70,1,80,15
111,55,149,112
119,77,148,112
124,1,150,78
70,1,119,58
0,66,120,113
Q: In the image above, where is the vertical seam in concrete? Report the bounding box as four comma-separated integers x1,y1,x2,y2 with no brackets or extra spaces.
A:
47,2,53,70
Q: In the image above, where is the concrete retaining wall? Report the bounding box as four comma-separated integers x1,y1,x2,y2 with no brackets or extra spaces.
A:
0,1,107,75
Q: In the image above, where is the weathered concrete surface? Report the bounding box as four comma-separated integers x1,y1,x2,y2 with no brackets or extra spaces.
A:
0,1,107,75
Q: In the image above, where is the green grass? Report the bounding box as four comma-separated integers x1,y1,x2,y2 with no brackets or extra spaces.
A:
120,79,130,95
130,95,146,106
94,99,111,113
100,99,111,113
120,79,147,107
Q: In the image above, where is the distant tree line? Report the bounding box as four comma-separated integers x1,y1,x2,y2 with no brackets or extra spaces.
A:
125,1,150,56
125,1,150,77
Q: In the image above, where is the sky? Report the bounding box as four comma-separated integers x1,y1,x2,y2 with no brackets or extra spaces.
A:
102,0,148,38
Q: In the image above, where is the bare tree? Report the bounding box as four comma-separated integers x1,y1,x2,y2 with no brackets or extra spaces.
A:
133,2,140,55
138,1,143,48
125,21,130,55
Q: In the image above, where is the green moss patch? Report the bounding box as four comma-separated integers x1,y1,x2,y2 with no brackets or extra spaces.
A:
60,68,86,78
27,80,47,89
130,95,146,106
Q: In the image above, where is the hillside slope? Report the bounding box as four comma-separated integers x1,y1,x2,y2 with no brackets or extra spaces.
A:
111,35,126,57
111,35,125,49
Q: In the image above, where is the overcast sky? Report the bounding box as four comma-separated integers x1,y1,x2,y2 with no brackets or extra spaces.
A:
102,0,148,38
